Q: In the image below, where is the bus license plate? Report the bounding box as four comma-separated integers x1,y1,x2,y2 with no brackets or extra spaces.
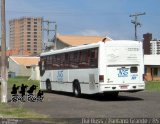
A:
120,85,128,89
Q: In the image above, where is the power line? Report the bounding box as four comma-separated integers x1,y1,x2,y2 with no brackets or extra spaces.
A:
129,12,146,41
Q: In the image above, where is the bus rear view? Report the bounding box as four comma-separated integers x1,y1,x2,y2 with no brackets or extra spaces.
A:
99,40,145,95
39,40,145,97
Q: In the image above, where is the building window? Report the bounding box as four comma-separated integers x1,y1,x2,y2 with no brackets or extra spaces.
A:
27,45,31,48
26,66,31,69
153,68,158,76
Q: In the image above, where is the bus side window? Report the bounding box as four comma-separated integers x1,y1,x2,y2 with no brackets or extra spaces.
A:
56,54,61,69
41,61,44,70
39,61,42,71
73,51,79,68
52,55,56,69
64,53,69,68
69,52,78,69
90,48,98,68
79,50,89,68
86,50,90,66
69,52,74,68
39,57,46,76
46,56,52,70
60,54,65,68
41,57,46,70
53,55,60,69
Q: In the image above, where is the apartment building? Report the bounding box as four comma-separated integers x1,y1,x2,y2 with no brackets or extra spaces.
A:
150,40,160,55
143,33,152,55
9,17,43,55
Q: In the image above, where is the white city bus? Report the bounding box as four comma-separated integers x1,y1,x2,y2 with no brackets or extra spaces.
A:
39,40,145,97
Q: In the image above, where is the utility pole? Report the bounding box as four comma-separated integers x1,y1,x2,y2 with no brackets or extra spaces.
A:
1,0,7,103
54,24,57,50
43,20,57,49
129,12,146,41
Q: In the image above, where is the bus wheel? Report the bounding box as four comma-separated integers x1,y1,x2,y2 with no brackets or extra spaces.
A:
73,82,81,97
46,79,51,91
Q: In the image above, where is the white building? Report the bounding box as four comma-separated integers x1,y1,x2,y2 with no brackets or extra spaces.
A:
150,40,160,54
9,56,40,77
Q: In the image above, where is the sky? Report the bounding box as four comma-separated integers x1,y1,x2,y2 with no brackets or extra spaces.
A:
1,0,160,46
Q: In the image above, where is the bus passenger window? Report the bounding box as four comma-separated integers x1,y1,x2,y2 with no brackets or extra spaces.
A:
60,54,65,68
79,50,88,68
53,55,60,69
74,52,79,68
42,61,45,70
64,53,69,68
69,52,79,69
56,55,61,69
90,48,98,68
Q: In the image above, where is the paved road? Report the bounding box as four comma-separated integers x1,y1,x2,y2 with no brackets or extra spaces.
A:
10,91,160,118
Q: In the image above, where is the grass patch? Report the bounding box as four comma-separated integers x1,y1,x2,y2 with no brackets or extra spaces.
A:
8,77,39,90
0,77,48,118
0,103,48,118
145,81,160,92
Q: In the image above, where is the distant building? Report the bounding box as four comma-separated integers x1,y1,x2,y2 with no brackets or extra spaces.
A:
51,34,112,49
143,33,152,55
9,17,43,55
6,49,30,56
9,56,40,77
150,40,160,55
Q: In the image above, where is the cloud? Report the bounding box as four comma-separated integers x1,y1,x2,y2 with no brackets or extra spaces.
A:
76,29,110,37
75,29,134,40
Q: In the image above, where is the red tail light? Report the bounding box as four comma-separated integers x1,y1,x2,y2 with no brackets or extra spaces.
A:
99,75,104,82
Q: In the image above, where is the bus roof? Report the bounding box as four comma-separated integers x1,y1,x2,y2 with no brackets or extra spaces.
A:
105,40,142,45
40,40,142,56
41,42,101,56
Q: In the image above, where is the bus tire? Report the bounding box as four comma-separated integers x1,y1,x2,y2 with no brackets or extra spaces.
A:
73,81,81,97
46,79,52,91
